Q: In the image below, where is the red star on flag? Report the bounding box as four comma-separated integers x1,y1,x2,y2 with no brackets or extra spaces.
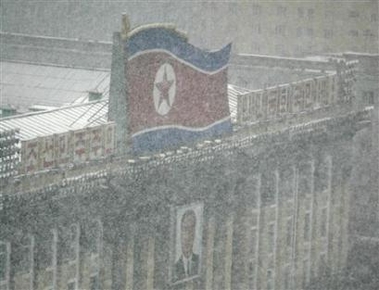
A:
155,66,174,107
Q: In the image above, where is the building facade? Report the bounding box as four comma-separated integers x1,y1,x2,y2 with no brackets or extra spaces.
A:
0,106,370,290
0,19,377,290
1,1,378,56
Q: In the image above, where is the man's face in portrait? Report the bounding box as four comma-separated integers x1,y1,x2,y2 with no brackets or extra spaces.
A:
181,210,196,258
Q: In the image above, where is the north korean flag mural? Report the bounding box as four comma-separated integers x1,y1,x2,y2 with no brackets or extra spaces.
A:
124,26,232,153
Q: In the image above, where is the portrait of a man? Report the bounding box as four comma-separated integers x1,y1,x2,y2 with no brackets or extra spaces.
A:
172,203,203,283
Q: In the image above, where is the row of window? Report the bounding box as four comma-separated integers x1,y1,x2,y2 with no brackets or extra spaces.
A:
251,25,375,39
347,30,377,37
248,157,333,289
249,206,330,289
0,221,102,290
347,10,378,20
250,4,377,22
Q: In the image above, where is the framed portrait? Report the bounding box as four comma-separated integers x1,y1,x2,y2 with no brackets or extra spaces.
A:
170,202,204,284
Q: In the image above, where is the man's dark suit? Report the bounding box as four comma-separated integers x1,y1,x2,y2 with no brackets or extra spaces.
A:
174,253,199,282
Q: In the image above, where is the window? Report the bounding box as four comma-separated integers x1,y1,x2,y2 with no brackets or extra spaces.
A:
41,229,57,290
325,10,333,19
366,91,375,105
363,29,374,37
250,228,258,253
88,221,102,255
267,269,274,290
295,45,303,56
252,23,261,34
268,223,275,254
319,253,327,274
299,163,312,196
275,25,286,36
348,30,359,37
275,44,285,55
304,212,311,242
40,230,57,269
283,265,291,290
363,91,375,105
277,6,287,16
303,259,310,287
252,42,260,53
349,10,359,18
279,87,288,114
252,4,262,16
16,235,33,273
90,275,100,290
315,157,330,192
67,281,76,290
261,172,276,205
306,28,314,37
296,27,303,37
69,224,79,261
321,208,327,237
0,242,9,286
249,224,258,289
280,167,294,200
88,220,102,280
248,261,256,290
286,217,293,248
0,243,6,281
298,7,304,18
307,8,315,19
324,29,333,39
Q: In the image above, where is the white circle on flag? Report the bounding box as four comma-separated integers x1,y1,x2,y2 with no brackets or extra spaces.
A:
153,63,176,116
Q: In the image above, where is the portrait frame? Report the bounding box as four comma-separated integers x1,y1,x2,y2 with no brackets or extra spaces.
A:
169,202,204,285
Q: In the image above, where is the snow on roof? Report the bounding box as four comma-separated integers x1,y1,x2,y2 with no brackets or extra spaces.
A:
0,100,109,141
1,61,110,113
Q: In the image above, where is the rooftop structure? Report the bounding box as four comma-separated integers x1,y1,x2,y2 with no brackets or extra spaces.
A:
0,61,109,114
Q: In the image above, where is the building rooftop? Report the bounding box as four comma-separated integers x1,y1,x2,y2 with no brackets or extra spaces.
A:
0,87,243,140
1,61,110,113
0,100,108,140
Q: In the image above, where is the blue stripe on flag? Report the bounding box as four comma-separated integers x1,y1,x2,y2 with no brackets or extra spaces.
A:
132,120,232,154
126,28,231,72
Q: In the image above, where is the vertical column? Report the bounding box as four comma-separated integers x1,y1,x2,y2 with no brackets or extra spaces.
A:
339,164,351,269
307,160,315,282
13,234,35,290
224,215,234,290
254,174,262,290
146,237,155,290
125,237,134,290
30,235,35,290
75,225,80,290
373,86,379,233
237,95,243,125
111,239,124,290
325,156,333,263
291,165,299,289
52,229,58,290
186,280,194,290
273,169,279,290
0,241,11,290
205,217,215,290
